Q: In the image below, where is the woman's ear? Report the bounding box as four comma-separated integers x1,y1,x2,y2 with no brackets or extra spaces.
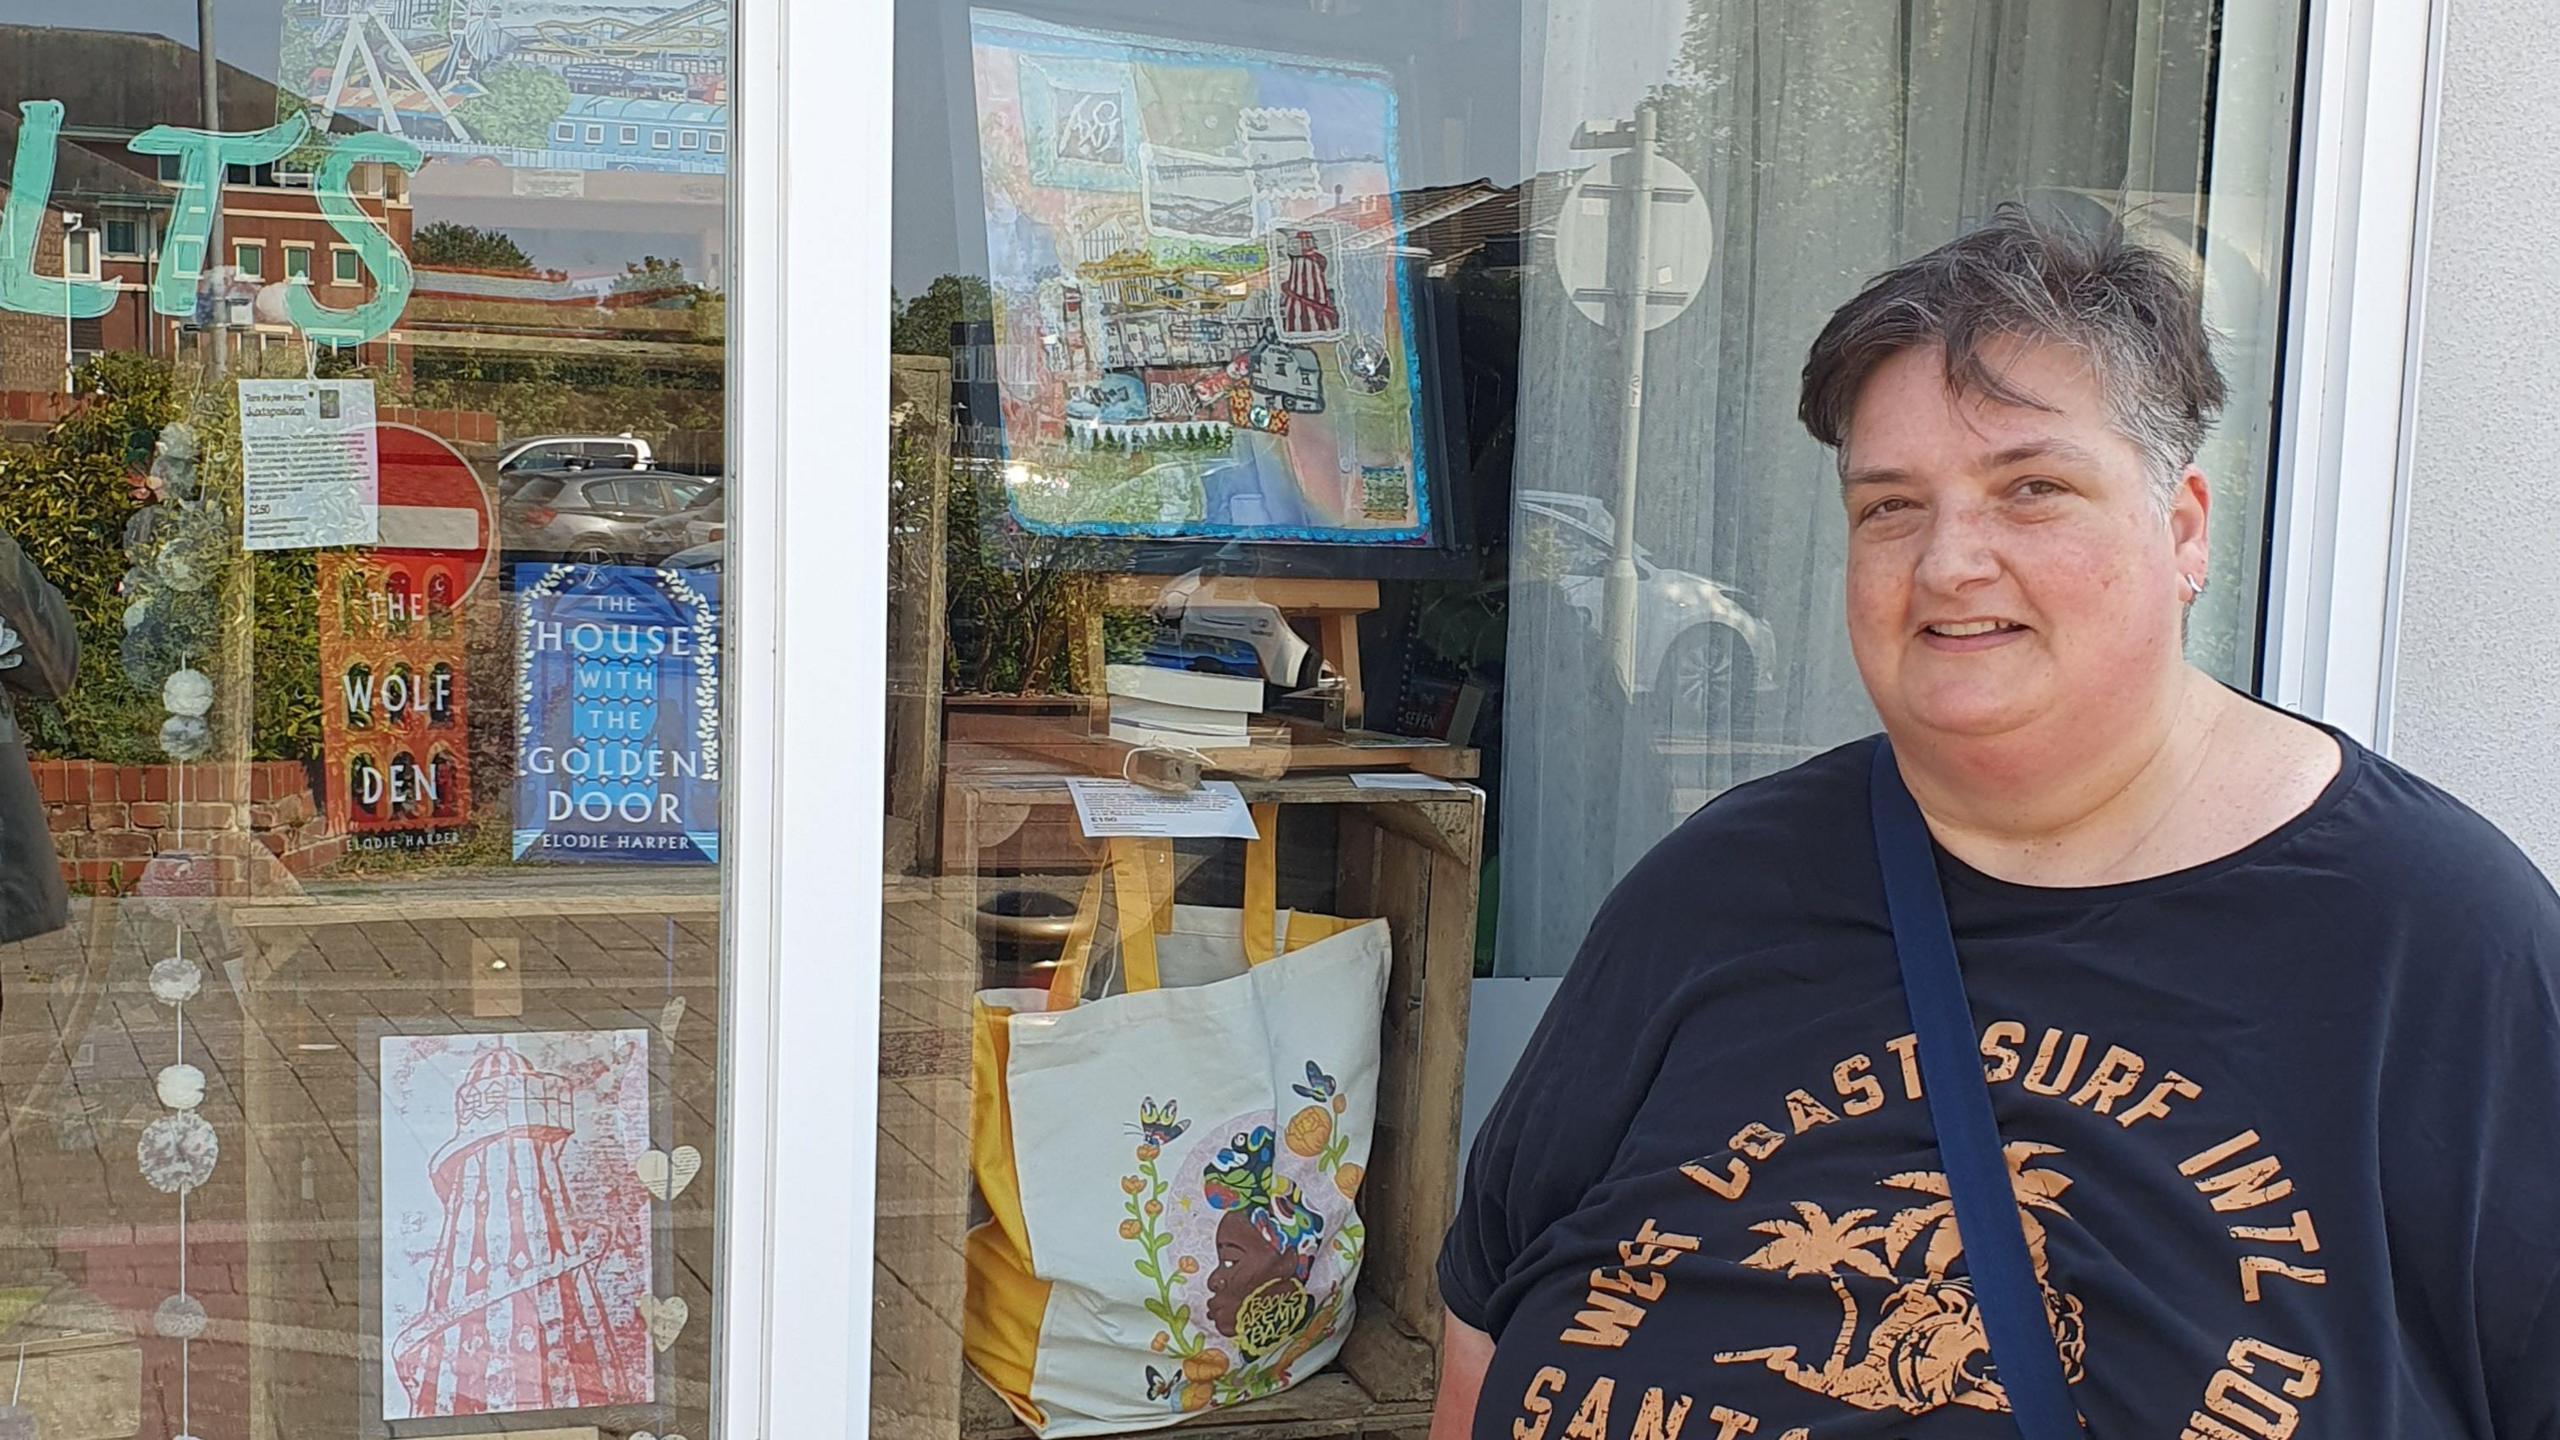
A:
2170,464,2213,578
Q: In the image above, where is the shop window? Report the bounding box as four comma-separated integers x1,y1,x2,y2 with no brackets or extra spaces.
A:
878,0,2310,1432
0,16,738,1440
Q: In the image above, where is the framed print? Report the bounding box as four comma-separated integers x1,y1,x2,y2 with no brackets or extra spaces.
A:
964,10,1442,553
376,1028,656,1421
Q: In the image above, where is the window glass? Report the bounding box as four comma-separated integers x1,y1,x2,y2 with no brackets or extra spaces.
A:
0,13,738,1440
878,0,2304,1432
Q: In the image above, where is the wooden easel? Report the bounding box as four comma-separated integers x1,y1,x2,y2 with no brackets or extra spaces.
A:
1094,573,1380,724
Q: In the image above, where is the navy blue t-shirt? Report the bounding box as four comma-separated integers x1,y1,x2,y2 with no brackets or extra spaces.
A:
1442,730,2560,1437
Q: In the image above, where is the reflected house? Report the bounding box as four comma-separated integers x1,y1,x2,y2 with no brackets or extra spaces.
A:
0,24,414,390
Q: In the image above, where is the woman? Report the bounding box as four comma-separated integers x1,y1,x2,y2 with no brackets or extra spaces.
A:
0,524,76,953
1433,210,2560,1435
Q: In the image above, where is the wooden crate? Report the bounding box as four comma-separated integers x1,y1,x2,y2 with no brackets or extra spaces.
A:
877,773,1481,1439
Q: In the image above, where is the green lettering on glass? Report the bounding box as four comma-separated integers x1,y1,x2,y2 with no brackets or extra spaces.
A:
127,115,307,319
283,130,423,347
0,102,116,319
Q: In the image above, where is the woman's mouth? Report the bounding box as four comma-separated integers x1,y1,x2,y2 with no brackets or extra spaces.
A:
1919,619,2028,650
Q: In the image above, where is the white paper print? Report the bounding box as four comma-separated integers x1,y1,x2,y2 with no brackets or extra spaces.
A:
1347,771,1462,790
238,379,380,551
156,1062,207,1110
638,1294,690,1352
637,1145,702,1201
137,1112,219,1193
378,1029,655,1419
1239,107,1322,198
162,668,214,717
1141,144,1259,243
152,1293,210,1340
149,955,204,1005
1065,778,1262,840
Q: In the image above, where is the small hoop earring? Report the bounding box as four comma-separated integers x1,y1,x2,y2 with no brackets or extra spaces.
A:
2183,574,2209,598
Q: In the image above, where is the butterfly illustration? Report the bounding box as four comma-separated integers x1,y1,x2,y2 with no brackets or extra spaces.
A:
1135,1097,1191,1148
1145,1365,1179,1402
1291,1063,1337,1105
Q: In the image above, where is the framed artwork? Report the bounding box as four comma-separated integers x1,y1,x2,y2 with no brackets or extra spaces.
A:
964,10,1443,554
376,1028,656,1422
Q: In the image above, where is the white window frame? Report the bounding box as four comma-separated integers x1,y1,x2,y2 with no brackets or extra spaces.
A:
719,0,886,1435
62,225,99,281
621,124,641,144
555,121,577,144
653,128,674,149
586,123,607,144
283,242,314,283
2261,0,2450,751
101,216,145,260
680,129,702,150
231,239,265,280
331,244,361,286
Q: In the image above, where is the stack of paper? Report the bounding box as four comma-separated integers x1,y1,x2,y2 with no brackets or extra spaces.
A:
1105,663,1263,750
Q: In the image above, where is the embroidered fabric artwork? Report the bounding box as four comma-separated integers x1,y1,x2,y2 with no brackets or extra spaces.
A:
968,11,1429,545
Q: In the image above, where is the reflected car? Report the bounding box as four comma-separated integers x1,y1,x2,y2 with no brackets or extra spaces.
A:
1515,489,1779,734
496,434,654,490
502,470,718,565
640,480,725,555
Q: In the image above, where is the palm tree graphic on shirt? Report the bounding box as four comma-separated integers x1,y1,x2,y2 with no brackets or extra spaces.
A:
1715,1142,2088,1415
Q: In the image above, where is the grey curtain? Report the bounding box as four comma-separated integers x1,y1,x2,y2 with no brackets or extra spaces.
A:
1496,0,2276,977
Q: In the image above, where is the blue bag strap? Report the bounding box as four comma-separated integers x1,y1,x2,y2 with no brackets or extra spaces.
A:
1869,739,2083,1435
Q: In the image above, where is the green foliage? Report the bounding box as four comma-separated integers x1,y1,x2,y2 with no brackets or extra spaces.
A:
413,221,537,274
891,275,992,357
455,66,573,150
614,255,705,303
941,457,1105,696
1,355,321,764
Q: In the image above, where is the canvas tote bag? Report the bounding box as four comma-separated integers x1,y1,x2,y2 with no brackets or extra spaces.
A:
965,805,1391,1436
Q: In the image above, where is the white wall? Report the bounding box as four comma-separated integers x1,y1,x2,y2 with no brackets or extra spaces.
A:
2389,0,2560,876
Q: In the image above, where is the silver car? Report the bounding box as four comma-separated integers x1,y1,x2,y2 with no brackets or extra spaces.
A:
1515,490,1779,733
502,470,718,565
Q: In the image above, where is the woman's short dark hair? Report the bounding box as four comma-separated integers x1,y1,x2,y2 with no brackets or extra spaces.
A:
1798,203,2230,499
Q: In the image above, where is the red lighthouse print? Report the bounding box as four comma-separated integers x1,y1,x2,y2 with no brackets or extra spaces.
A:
1278,229,1340,338
382,1032,654,1419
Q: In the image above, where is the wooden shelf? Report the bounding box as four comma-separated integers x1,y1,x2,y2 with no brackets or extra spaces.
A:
946,711,1479,783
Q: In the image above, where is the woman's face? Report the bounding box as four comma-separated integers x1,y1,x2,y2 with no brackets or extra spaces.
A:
1205,1210,1296,1337
1838,340,2209,751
